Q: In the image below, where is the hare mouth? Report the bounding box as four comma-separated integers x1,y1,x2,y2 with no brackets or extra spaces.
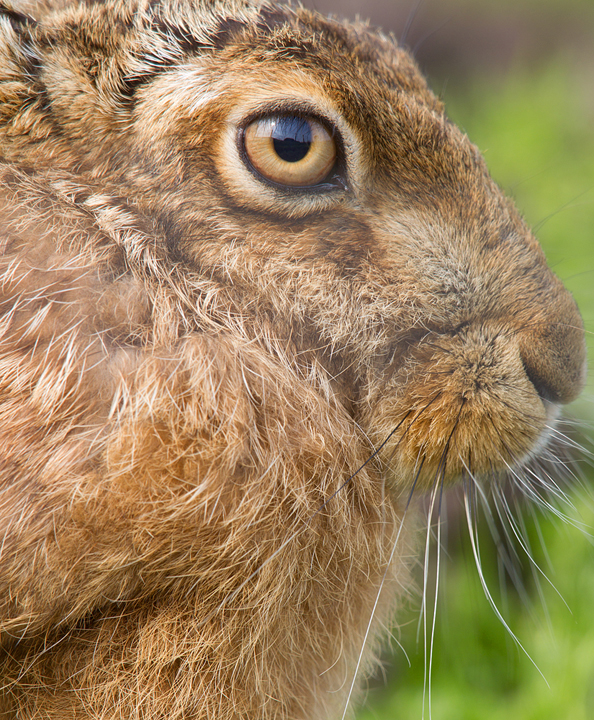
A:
364,323,570,490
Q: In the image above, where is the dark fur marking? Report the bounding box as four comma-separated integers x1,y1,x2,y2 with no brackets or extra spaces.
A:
254,6,290,34
481,222,518,250
151,15,210,55
206,16,249,50
0,5,36,30
1,27,51,116
119,72,157,100
119,14,214,102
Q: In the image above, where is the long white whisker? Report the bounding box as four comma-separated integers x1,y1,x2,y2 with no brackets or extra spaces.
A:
493,483,571,613
421,477,440,720
475,479,530,607
461,460,549,687
523,462,572,507
544,424,592,455
502,457,571,518
428,474,445,720
340,469,421,720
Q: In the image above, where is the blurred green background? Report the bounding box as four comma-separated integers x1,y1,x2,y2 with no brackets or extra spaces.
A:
302,0,594,718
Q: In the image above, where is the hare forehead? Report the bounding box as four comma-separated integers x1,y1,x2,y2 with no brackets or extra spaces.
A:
32,0,437,121
132,64,340,123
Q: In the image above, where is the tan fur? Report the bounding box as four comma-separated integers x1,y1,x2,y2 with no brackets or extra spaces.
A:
0,0,586,718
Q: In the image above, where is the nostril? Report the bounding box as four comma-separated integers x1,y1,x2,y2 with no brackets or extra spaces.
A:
520,356,563,404
518,322,587,405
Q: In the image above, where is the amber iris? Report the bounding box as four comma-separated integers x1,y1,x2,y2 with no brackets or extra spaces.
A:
243,115,336,187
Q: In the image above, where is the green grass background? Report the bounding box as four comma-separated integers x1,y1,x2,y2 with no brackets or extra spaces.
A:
356,20,594,720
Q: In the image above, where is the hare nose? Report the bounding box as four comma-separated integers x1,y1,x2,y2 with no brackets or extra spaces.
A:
517,305,587,405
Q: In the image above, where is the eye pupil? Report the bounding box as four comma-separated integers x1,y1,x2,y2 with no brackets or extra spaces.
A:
271,117,312,163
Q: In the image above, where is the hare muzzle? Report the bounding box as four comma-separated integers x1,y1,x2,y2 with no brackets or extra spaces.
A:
364,205,586,487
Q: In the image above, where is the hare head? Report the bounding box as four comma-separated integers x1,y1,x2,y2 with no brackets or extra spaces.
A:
0,0,586,718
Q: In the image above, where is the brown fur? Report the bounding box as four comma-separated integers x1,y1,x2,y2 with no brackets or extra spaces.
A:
0,0,586,718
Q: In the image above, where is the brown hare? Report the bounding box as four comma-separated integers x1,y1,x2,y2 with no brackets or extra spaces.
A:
0,0,587,718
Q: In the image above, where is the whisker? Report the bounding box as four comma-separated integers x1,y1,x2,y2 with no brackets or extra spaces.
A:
400,0,424,47
420,475,438,720
461,460,549,687
420,406,462,719
477,477,530,607
522,462,573,508
427,472,445,720
493,482,570,613
532,185,594,234
504,458,584,527
386,392,443,464
339,461,424,720
544,423,594,465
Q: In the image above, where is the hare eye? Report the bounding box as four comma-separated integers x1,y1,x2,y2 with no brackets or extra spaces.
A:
242,115,337,188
